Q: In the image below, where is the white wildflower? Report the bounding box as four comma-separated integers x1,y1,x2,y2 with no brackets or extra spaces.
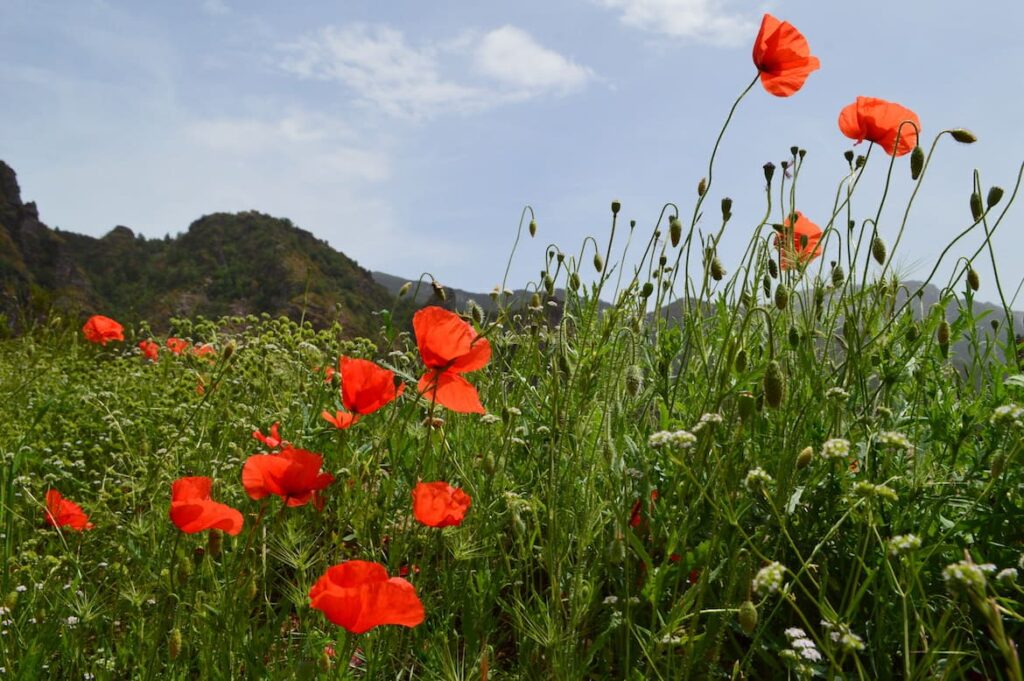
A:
821,438,851,460
752,561,786,596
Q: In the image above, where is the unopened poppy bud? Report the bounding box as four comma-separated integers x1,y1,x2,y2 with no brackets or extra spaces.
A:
990,319,999,331
721,197,733,221
544,274,554,296
738,600,758,635
813,284,825,310
855,155,866,169
910,145,924,180
222,341,236,361
967,268,980,292
970,192,984,221
763,162,775,184
871,236,887,265
937,320,950,348
762,274,771,298
669,216,683,248
569,272,580,291
788,325,800,348
482,452,497,474
432,280,447,302
641,282,654,298
796,446,813,469
987,186,1004,209
399,282,412,298
949,128,978,144
991,453,1005,480
177,558,193,585
734,347,747,373
831,263,845,288
625,365,643,397
768,259,779,279
593,253,604,273
906,323,920,343
738,391,756,422
530,293,541,309
764,360,785,408
169,628,182,660
318,650,332,672
207,529,222,558
529,219,537,237
611,200,621,216
608,534,626,564
774,284,789,311
710,257,725,281
697,178,707,196
468,299,484,325
844,149,855,166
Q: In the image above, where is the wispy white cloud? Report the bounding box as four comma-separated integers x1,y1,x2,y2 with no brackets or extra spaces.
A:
597,0,757,47
201,0,230,16
278,24,595,119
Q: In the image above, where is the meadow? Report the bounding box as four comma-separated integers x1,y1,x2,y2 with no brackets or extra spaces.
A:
2,13,1024,680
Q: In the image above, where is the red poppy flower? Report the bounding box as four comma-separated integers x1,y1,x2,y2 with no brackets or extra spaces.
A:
241,446,335,507
629,489,659,529
775,211,823,270
413,307,491,414
838,96,920,157
82,315,124,345
169,476,243,535
44,489,93,531
322,357,404,430
193,344,216,358
319,365,337,383
412,481,471,528
252,422,286,450
309,560,425,634
752,13,820,97
138,340,159,362
166,337,189,355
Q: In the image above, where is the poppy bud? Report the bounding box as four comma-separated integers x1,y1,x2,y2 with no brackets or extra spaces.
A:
697,178,707,196
813,283,825,311
910,145,924,180
611,200,621,216
987,186,1004,209
482,453,497,475
796,446,813,469
906,323,920,343
669,216,683,248
764,360,785,408
967,268,980,292
855,155,866,169
970,192,984,222
593,253,604,273
788,325,800,348
774,284,789,311
222,341,236,361
318,650,333,672
738,600,758,635
949,128,978,144
207,529,222,558
529,219,537,237
432,280,447,302
990,319,999,331
871,236,887,265
569,272,581,291
721,197,733,221
169,628,182,661
710,257,726,281
641,282,654,298
659,255,667,268
625,365,643,396
991,453,1005,480
831,263,845,288
544,274,555,296
843,318,856,342
740,289,752,308
608,534,626,564
763,162,775,184
468,299,484,325
762,274,771,298
768,259,778,279
844,149,854,166
734,347,748,373
530,293,541,310
737,391,756,423
937,320,950,353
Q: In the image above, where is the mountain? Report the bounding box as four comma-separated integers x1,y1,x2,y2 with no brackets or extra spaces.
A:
0,160,391,337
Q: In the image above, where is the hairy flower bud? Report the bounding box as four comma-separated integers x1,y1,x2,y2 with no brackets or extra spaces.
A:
669,216,683,248
641,282,654,298
169,628,182,661
697,177,707,196
937,320,951,356
871,236,887,265
528,219,537,237
788,325,800,348
774,284,789,311
593,253,604,273
767,258,779,279
737,391,756,422
831,263,845,288
432,280,447,302
764,360,785,408
738,600,758,635
721,197,733,221
796,446,813,469
734,347,748,373
625,365,643,397
762,274,771,298
710,257,726,281
967,268,980,292
970,192,984,222
987,186,1004,209
569,272,581,291
949,128,978,144
910,145,924,180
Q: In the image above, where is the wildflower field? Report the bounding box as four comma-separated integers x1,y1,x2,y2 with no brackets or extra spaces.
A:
2,13,1024,681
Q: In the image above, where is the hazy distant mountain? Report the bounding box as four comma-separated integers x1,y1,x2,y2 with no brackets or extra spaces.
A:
0,160,390,337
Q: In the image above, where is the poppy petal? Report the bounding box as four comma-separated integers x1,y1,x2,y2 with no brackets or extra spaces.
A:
418,371,486,414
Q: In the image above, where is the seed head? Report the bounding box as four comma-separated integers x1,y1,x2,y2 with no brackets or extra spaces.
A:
843,149,855,166
611,200,621,216
721,197,733,221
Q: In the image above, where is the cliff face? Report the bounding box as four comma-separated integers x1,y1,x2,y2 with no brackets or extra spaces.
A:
0,161,391,338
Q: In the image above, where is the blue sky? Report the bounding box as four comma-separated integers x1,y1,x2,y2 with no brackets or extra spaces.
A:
3,0,1023,303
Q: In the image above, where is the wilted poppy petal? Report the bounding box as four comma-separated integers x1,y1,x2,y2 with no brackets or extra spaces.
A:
418,371,485,414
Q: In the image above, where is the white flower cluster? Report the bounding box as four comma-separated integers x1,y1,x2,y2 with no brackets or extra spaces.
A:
996,568,1018,586
852,481,898,502
744,467,774,493
780,627,821,678
887,534,922,556
753,561,786,596
693,412,723,433
820,438,851,460
877,431,913,450
991,403,1024,426
822,619,865,653
943,559,997,592
648,430,697,450
825,387,850,401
